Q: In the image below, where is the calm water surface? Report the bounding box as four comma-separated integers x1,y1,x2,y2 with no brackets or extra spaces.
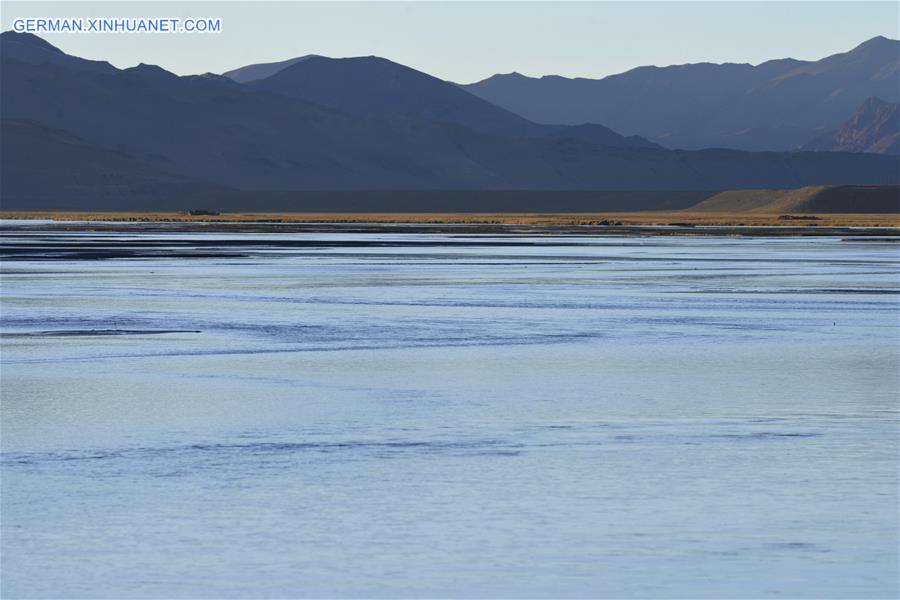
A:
1,229,898,598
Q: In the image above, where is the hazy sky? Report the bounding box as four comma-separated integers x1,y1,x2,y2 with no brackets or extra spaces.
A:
3,1,898,82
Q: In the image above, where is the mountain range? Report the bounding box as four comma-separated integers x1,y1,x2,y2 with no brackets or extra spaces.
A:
463,36,900,152
228,54,659,148
1,32,898,210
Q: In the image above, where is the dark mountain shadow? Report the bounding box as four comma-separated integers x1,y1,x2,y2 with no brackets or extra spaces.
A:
2,32,898,210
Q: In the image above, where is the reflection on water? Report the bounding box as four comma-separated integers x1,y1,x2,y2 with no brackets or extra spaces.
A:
1,231,898,598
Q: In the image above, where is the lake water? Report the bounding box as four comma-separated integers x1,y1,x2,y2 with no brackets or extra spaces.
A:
1,228,898,598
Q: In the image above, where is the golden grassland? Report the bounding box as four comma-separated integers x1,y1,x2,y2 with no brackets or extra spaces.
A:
2,211,899,227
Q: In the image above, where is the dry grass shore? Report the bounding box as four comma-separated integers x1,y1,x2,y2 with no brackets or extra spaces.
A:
2,210,899,228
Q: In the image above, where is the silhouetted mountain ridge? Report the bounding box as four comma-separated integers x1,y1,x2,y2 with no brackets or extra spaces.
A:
226,53,660,148
1,31,898,209
223,55,320,83
245,54,540,137
0,31,115,73
464,36,900,151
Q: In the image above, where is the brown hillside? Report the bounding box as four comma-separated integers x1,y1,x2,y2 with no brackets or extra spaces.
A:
688,185,900,213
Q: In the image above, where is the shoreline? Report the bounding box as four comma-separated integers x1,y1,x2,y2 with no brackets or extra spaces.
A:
2,210,899,226
1,211,899,237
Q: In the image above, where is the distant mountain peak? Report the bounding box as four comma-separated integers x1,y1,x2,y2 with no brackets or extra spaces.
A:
855,35,897,48
278,54,422,73
0,31,63,54
848,35,899,56
465,72,531,86
124,63,178,80
1,31,115,74
243,52,546,137
756,57,807,69
222,54,321,83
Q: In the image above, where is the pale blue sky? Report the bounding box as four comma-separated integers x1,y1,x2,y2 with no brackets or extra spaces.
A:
2,1,897,82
